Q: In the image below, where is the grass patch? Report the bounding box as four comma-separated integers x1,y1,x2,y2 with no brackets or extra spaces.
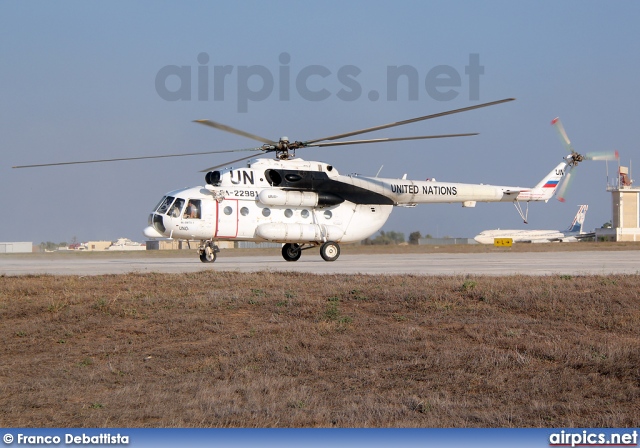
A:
1,271,639,427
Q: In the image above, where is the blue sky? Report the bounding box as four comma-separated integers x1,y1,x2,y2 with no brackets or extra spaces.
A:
2,1,639,244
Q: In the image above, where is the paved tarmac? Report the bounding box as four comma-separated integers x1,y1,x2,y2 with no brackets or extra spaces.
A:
1,250,639,276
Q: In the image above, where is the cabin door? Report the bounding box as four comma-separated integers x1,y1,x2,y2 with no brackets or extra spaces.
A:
215,199,238,238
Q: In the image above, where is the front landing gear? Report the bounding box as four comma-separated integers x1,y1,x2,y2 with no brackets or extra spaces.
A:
199,241,219,263
282,243,302,262
320,241,340,262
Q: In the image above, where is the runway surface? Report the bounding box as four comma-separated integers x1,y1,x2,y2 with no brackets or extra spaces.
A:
2,250,639,276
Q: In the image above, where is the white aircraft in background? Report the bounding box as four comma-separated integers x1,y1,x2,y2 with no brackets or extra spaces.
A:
474,205,594,244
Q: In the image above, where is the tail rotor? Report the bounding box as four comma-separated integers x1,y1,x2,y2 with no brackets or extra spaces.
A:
550,117,618,202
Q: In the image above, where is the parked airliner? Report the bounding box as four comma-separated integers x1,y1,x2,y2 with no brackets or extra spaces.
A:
474,205,593,244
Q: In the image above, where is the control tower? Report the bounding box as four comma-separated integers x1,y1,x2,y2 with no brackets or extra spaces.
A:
596,163,640,241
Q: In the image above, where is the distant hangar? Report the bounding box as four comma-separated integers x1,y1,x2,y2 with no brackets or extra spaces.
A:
0,242,33,253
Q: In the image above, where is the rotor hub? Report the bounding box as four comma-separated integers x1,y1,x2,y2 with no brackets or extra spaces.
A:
566,152,584,166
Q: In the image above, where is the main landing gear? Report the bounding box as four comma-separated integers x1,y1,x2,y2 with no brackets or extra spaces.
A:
319,241,340,262
198,241,220,263
281,241,341,262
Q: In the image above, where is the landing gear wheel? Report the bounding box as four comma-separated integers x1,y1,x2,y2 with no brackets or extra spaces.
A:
282,243,302,262
320,241,340,262
199,246,217,263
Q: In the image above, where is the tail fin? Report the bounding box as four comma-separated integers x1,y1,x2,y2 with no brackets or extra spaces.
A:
565,205,588,233
521,161,567,201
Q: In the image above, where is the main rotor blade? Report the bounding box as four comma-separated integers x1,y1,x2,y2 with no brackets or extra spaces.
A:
551,117,574,153
193,119,276,145
304,98,515,144
12,147,265,169
306,133,478,148
199,154,262,172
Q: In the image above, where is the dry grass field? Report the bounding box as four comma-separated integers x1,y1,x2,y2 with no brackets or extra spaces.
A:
1,257,639,427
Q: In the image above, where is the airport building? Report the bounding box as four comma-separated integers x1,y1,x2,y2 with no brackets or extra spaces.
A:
81,241,113,251
596,165,640,242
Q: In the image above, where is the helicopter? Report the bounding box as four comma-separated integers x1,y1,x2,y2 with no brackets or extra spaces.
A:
13,98,615,263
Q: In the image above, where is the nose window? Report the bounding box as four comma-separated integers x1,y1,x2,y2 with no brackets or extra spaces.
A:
152,214,165,233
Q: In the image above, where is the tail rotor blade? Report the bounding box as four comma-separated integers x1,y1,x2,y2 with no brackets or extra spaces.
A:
556,166,575,202
551,117,574,153
585,150,619,161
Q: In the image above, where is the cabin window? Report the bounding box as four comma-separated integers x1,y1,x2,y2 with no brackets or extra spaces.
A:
262,208,271,217
240,207,249,216
184,199,201,219
324,210,332,219
301,209,309,219
223,206,233,216
284,209,293,218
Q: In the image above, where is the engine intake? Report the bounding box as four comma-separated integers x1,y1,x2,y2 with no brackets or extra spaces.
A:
205,170,221,186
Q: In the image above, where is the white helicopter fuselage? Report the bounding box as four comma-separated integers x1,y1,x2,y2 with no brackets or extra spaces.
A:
143,157,566,250
145,184,393,244
144,158,393,245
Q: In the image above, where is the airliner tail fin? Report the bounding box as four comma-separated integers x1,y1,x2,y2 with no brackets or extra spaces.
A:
566,205,588,233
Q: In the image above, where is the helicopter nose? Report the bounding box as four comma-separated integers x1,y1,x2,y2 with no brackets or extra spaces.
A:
144,213,166,238
143,225,164,239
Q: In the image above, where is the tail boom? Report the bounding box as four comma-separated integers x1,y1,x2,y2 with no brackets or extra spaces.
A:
515,161,567,202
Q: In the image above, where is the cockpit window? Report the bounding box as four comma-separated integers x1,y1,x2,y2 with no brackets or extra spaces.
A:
156,196,175,214
153,196,167,212
169,198,185,218
184,199,201,219
155,196,199,219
